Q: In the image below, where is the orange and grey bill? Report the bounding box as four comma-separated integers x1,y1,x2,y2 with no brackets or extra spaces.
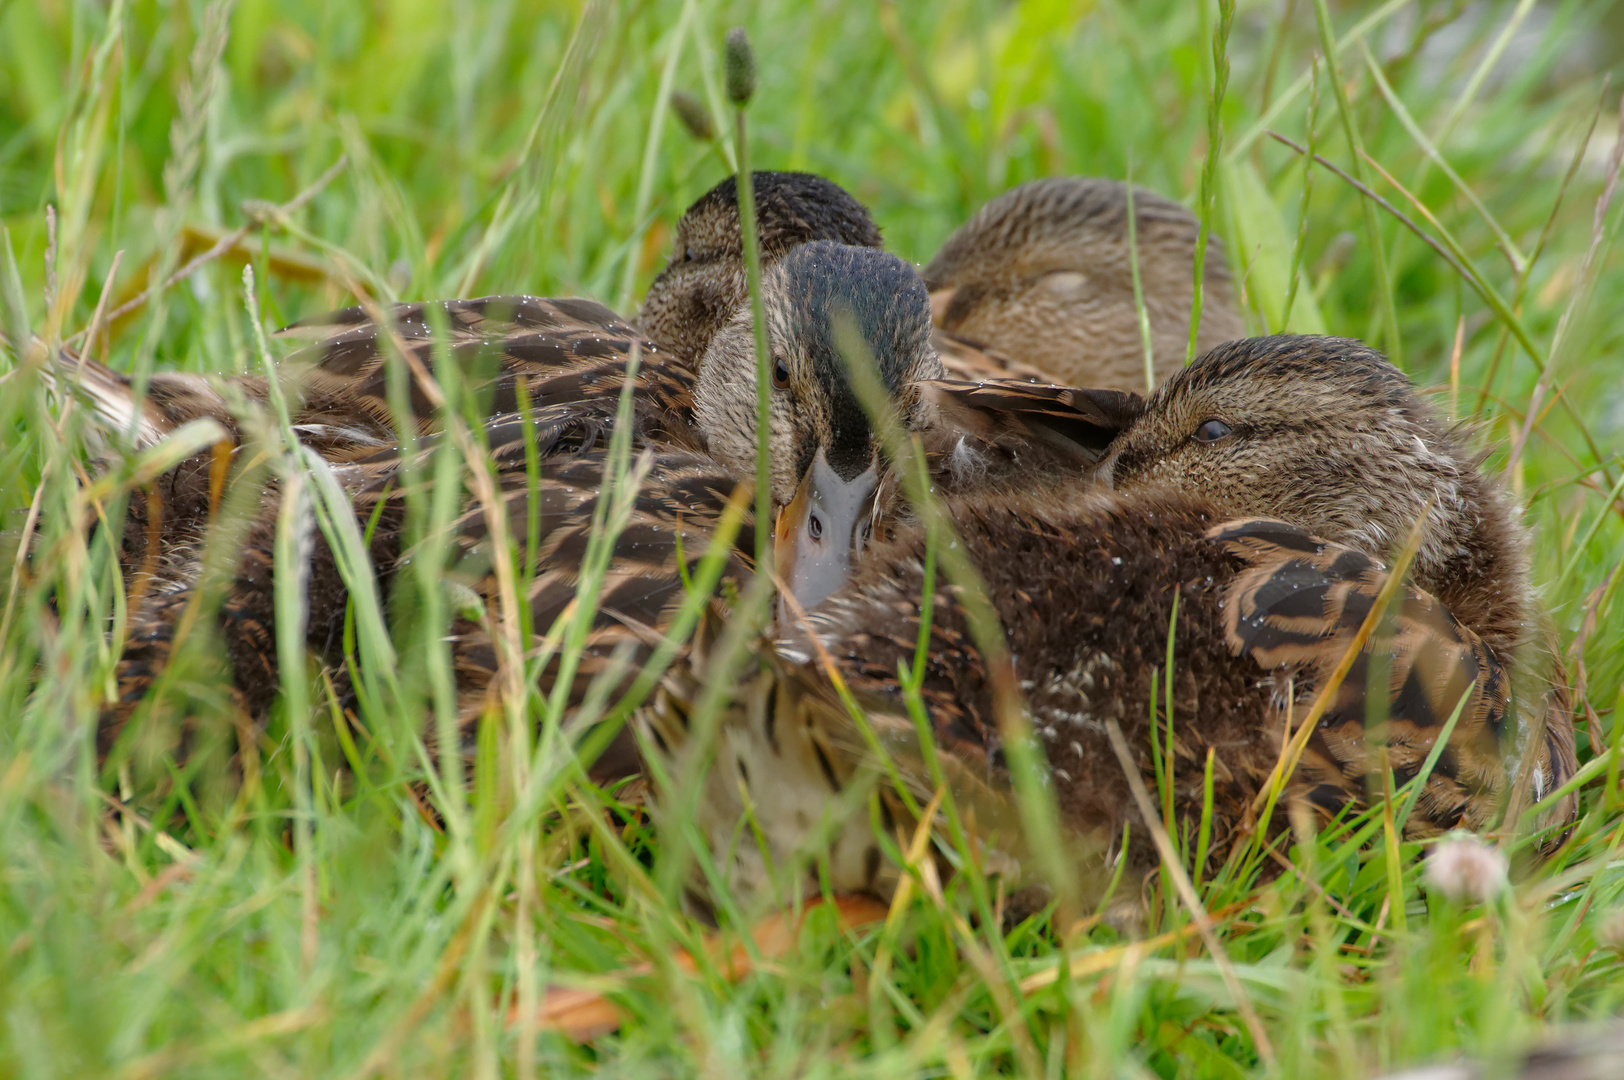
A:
773,448,879,620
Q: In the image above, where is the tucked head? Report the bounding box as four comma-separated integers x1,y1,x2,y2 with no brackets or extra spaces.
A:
640,172,885,363
694,241,943,613
1099,334,1532,652
922,177,1246,391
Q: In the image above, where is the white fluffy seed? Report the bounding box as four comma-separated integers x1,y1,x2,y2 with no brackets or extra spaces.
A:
1424,833,1509,904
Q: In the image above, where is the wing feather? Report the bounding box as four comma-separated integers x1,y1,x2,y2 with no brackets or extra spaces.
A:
1209,517,1513,837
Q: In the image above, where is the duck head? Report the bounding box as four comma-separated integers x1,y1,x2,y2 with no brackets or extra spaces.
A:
1099,334,1532,655
693,241,944,615
922,177,1246,392
640,171,884,365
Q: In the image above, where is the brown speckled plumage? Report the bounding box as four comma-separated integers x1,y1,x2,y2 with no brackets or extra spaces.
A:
440,446,755,740
644,334,1577,909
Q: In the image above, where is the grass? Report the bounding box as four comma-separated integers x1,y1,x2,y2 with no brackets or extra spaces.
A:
4,0,1624,1075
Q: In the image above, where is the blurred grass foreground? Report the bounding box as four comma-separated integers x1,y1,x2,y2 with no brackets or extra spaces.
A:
4,0,1624,1076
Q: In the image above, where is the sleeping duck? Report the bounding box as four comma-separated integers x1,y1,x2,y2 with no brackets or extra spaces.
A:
642,334,1578,909
925,176,1248,390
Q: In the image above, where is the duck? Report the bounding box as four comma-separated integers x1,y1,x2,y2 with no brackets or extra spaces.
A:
923,176,1249,391
641,334,1578,910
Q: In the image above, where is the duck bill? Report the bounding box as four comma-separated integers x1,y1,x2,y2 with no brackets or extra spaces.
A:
773,450,878,621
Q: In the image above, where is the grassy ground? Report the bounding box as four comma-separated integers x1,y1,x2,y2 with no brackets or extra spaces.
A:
4,0,1624,1076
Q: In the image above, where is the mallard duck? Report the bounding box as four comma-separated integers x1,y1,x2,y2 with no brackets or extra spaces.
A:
642,334,1577,908
90,172,892,759
924,177,1248,390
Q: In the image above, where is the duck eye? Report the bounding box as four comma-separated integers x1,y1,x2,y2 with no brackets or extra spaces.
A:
1193,419,1232,444
772,360,791,390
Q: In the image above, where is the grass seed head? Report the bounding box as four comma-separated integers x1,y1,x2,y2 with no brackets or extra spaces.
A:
670,90,715,142
724,27,756,106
